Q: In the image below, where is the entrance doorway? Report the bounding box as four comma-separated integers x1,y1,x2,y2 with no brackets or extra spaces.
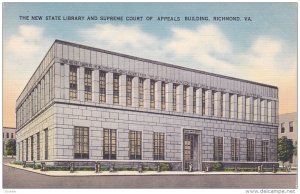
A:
183,129,201,171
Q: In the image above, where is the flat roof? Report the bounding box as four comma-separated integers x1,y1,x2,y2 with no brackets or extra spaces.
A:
55,39,278,89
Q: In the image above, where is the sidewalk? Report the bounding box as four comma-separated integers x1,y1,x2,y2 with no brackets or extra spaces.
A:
5,163,297,177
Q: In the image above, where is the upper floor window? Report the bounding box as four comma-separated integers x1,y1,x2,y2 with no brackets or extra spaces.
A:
6,133,9,138
173,84,178,111
138,78,144,108
246,97,251,121
113,74,119,104
229,94,234,119
150,80,155,109
84,68,92,101
161,82,166,110
126,76,133,106
183,86,187,112
237,95,243,120
193,88,197,114
253,98,259,122
289,121,294,132
202,89,206,115
211,91,215,116
281,123,285,133
69,66,78,100
11,133,13,139
99,71,106,103
220,93,224,117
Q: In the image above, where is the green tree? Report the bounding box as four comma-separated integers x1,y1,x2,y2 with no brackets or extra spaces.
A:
5,139,16,158
294,141,297,156
278,137,294,167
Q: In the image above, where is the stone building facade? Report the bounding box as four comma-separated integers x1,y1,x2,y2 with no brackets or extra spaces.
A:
16,40,279,170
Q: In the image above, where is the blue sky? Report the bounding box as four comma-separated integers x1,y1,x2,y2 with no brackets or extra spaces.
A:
2,3,297,127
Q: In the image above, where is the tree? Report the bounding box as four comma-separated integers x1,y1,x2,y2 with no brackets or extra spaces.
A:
278,137,294,167
5,139,16,158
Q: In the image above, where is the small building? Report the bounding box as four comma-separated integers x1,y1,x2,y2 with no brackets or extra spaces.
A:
278,112,297,167
15,40,279,170
3,127,16,156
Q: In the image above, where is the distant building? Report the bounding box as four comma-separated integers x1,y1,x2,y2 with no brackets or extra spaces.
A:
278,112,297,167
16,40,279,170
3,127,16,155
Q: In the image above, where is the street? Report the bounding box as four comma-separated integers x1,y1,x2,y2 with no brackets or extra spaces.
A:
2,164,297,189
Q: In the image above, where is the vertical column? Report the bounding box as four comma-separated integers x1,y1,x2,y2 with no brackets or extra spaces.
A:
186,86,193,114
78,67,85,101
143,79,150,109
166,82,173,112
215,92,222,117
119,74,127,106
64,64,70,100
106,72,114,104
132,77,139,108
196,88,202,115
54,63,61,99
232,94,238,119
205,90,212,116
92,69,99,103
176,85,183,113
155,81,162,110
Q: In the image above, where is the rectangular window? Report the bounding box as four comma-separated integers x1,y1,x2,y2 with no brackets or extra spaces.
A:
246,97,251,121
202,89,206,115
193,88,197,114
183,86,187,112
69,66,78,100
44,128,48,160
262,140,269,162
74,127,89,159
129,130,142,160
231,138,239,161
113,74,119,104
213,137,223,161
211,91,215,116
247,139,255,161
289,121,294,132
254,98,259,121
11,133,13,139
26,138,28,161
84,68,92,101
237,95,243,120
138,78,144,108
267,101,272,123
36,132,40,160
103,129,117,160
31,136,34,161
173,84,177,111
126,76,133,106
229,94,234,119
281,123,285,133
153,132,165,160
161,82,166,110
6,133,9,138
261,99,267,122
150,80,155,109
99,71,106,103
220,93,223,117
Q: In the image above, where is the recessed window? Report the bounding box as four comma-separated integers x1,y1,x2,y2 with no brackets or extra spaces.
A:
153,132,164,160
231,138,239,161
262,140,269,162
150,80,155,109
173,84,177,111
193,88,197,114
289,121,294,132
74,127,89,159
84,68,92,101
161,82,166,110
138,78,144,108
31,136,34,161
281,123,285,133
213,136,223,161
113,74,119,104
69,66,78,100
211,91,216,116
129,130,142,160
103,129,117,160
202,89,206,115
36,132,40,160
247,139,255,161
99,71,106,103
44,128,48,160
183,86,187,112
126,76,133,106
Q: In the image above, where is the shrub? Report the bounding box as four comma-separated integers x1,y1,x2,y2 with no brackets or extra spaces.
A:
211,162,223,171
160,163,171,171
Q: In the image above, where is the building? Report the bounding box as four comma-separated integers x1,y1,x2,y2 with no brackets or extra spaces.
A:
278,112,297,167
16,40,279,170
3,127,16,155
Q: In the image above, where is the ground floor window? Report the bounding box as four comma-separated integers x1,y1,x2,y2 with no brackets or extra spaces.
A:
231,138,239,161
44,128,48,160
129,130,142,160
26,138,28,161
74,127,89,159
213,137,223,161
37,132,40,160
31,136,34,161
247,139,255,161
262,140,269,162
153,132,164,160
103,129,117,160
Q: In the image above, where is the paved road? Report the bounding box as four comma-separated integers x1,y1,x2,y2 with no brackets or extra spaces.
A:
3,165,297,189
